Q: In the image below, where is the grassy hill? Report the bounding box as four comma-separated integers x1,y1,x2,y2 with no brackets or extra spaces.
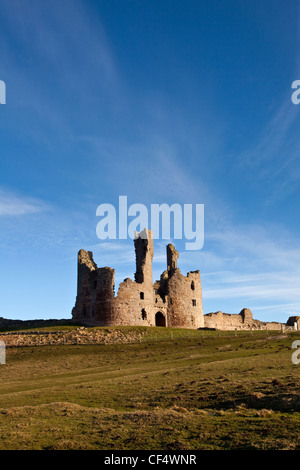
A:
0,326,299,450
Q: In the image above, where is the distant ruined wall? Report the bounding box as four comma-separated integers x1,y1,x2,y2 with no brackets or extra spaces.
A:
204,308,284,331
204,311,243,330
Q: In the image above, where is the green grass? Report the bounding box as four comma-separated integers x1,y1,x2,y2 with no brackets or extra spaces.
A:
0,322,277,336
0,327,299,450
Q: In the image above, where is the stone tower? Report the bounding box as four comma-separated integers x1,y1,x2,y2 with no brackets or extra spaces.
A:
72,228,204,329
167,244,179,276
72,249,115,326
134,228,154,285
165,244,204,329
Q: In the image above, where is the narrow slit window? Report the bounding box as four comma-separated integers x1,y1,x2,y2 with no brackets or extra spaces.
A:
141,308,147,320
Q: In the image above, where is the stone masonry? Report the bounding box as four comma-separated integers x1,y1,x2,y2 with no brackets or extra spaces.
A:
72,229,204,328
72,228,291,331
204,308,285,331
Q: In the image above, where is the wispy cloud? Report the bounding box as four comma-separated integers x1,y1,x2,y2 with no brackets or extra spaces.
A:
239,97,300,202
243,101,298,168
0,188,47,216
194,222,300,319
204,278,300,301
86,241,135,266
0,189,97,254
0,0,120,143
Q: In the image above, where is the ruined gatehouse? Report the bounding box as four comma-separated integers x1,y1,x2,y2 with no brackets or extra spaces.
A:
72,228,289,331
72,228,204,328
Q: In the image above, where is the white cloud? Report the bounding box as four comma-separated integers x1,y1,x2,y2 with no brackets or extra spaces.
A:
204,283,300,301
239,98,300,202
0,189,47,216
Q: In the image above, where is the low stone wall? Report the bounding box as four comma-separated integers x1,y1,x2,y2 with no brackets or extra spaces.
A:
204,311,243,330
204,309,285,331
0,328,145,347
254,321,284,331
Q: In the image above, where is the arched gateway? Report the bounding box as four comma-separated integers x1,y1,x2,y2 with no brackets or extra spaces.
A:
155,311,166,327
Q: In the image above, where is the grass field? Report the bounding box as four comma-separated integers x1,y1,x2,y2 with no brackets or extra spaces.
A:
0,326,299,450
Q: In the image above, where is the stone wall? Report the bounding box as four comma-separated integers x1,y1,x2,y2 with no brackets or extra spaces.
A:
286,316,300,330
0,327,146,347
204,308,284,331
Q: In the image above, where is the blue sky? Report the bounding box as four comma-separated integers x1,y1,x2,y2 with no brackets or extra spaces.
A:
0,0,300,323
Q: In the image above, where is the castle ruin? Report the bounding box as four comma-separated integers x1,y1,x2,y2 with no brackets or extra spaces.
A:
72,228,204,328
72,228,288,331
